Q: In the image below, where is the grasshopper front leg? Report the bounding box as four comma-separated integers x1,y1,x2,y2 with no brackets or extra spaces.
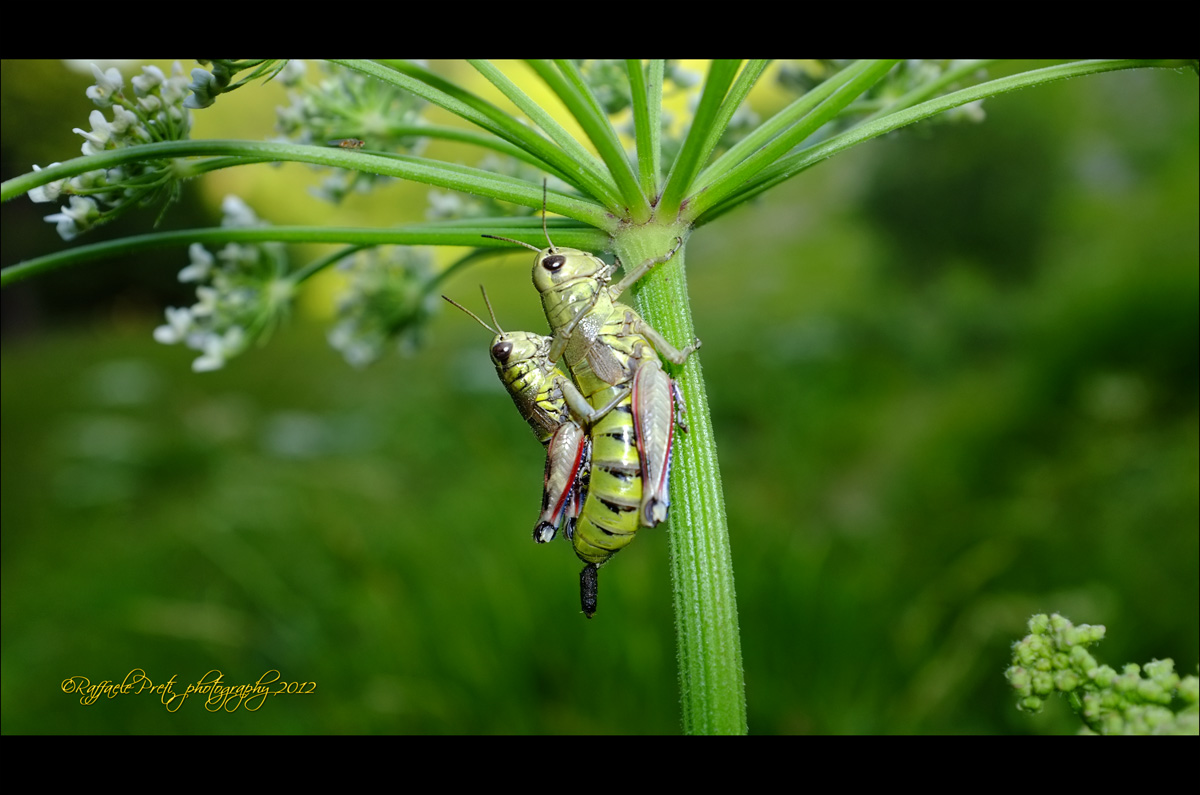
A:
609,237,684,296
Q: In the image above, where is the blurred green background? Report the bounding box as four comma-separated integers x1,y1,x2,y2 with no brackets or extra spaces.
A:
2,61,1196,734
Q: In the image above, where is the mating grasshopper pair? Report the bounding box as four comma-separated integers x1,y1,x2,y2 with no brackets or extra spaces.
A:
446,219,699,618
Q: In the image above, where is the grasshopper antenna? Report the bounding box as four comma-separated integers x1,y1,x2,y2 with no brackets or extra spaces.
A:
481,234,541,253
442,293,497,335
541,178,556,253
480,177,558,254
478,285,505,334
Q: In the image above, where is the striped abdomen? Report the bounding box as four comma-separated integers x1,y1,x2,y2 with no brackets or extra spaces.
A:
567,393,643,566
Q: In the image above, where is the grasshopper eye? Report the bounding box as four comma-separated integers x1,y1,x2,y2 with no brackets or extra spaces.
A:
541,254,566,272
492,341,512,363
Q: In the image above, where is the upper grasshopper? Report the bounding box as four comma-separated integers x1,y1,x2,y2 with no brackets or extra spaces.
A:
484,187,698,530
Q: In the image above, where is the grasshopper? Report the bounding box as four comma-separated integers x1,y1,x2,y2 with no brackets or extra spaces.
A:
444,289,645,617
484,197,698,531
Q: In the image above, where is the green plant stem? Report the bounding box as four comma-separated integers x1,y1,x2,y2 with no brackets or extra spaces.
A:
290,244,367,285
657,59,743,219
2,140,613,232
689,59,899,220
860,59,998,123
526,59,649,220
611,229,746,735
692,58,876,197
464,60,616,195
0,222,610,288
627,60,660,196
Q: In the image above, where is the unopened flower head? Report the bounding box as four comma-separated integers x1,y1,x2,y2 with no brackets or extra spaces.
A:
275,61,429,203
1006,612,1199,735
425,156,541,222
328,247,438,367
182,59,289,110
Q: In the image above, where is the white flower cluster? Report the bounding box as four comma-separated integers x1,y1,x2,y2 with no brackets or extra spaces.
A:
154,196,295,372
30,62,193,240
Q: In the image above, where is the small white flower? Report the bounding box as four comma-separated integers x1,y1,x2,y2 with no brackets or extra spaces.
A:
160,62,190,106
184,68,219,109
153,306,194,344
191,335,225,372
44,195,99,241
220,195,260,227
165,105,189,127
178,243,215,282
191,286,219,317
426,190,464,219
74,109,113,156
131,64,165,97
191,326,246,372
86,64,124,107
218,243,248,267
137,94,163,115
28,163,65,204
109,105,139,136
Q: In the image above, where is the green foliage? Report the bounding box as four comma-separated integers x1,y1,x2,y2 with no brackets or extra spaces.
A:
1007,614,1199,734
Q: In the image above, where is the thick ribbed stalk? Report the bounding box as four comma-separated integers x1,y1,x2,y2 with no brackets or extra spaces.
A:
612,227,746,735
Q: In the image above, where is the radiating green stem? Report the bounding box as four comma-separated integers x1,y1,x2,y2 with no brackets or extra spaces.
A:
3,141,612,231
0,222,609,288
693,58,1194,224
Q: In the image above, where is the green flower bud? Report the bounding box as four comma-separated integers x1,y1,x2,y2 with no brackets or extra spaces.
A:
1069,645,1098,673
1090,664,1117,688
1031,671,1054,696
1007,666,1032,693
1054,670,1081,691
1178,675,1199,705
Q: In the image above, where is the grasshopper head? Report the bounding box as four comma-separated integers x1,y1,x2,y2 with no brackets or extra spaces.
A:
442,289,551,377
489,330,549,373
530,246,609,296
480,227,609,298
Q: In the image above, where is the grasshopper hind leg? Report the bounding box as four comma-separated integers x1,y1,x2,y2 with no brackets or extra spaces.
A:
580,563,599,618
